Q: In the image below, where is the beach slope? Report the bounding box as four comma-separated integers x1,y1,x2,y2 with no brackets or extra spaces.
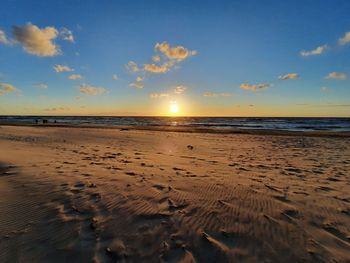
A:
0,125,349,262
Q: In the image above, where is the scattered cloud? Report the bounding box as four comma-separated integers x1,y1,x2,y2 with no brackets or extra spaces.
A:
44,106,70,112
136,76,144,82
143,63,171,73
60,27,74,42
33,83,48,89
12,23,60,56
240,83,271,91
155,42,196,61
129,83,144,89
112,74,118,80
174,85,187,94
278,73,299,80
321,87,331,93
75,96,81,100
150,93,169,99
338,31,350,46
68,74,82,80
53,64,73,72
203,92,231,97
128,42,196,76
126,61,139,72
79,84,106,95
325,71,347,80
0,83,17,95
300,45,327,56
152,55,161,62
297,103,350,108
0,29,13,45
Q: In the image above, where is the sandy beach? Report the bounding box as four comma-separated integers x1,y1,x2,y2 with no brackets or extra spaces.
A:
0,125,349,262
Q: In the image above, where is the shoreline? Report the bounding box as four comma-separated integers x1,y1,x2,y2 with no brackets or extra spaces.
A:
1,122,350,138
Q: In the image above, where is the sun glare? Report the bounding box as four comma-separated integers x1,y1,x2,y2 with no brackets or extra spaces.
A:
169,102,179,115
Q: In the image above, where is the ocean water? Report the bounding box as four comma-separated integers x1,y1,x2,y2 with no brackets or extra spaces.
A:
1,116,350,132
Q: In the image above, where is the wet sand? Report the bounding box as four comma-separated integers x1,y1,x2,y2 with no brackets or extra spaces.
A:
0,125,349,262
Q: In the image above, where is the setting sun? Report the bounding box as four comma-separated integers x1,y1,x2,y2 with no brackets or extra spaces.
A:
169,102,179,114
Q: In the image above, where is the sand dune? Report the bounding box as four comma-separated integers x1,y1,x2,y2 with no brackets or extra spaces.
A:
0,125,349,262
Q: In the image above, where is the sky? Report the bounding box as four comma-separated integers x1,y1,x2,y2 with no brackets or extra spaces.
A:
0,0,349,117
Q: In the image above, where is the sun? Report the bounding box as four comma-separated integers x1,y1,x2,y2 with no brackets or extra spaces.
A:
169,102,179,114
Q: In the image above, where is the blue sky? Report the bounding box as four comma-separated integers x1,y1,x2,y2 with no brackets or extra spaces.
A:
0,0,349,116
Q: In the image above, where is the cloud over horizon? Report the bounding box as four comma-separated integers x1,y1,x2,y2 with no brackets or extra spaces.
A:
143,63,170,73
128,42,196,75
33,83,48,89
60,27,74,42
0,82,17,95
44,106,70,112
150,92,169,99
155,42,197,62
325,71,347,80
129,83,144,89
68,74,82,80
203,92,231,97
300,45,327,56
126,61,140,72
338,31,350,46
240,83,271,91
79,84,106,95
53,64,73,72
12,23,61,56
0,29,13,45
174,85,187,94
279,73,299,80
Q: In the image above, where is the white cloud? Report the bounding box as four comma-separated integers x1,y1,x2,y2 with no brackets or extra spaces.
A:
112,74,118,80
278,73,299,80
0,29,13,45
33,83,48,89
321,87,331,93
126,61,139,72
150,93,169,99
174,85,187,94
129,83,144,89
44,106,70,112
300,45,327,56
0,83,17,95
240,83,271,91
152,55,161,62
136,76,144,82
79,84,106,95
127,42,195,76
203,92,231,97
60,27,74,42
53,64,73,72
143,63,171,73
325,71,347,80
338,31,350,45
12,23,60,56
155,42,196,61
68,74,82,80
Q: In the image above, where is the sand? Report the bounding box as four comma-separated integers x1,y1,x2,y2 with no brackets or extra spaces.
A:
0,125,349,262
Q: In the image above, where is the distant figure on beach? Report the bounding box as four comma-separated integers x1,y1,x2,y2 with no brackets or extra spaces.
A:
43,119,48,124
35,119,38,124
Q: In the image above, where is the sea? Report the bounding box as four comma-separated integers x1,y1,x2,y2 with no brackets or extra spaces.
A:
0,116,350,132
